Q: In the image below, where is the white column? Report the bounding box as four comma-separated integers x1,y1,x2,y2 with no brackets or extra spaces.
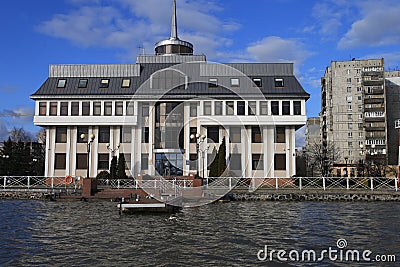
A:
45,128,50,177
91,126,98,178
49,127,56,177
285,127,292,177
266,126,275,177
70,127,77,177
240,126,247,177
148,103,155,175
290,127,296,176
263,126,268,178
130,126,136,177
184,103,191,176
246,127,252,177
65,127,71,176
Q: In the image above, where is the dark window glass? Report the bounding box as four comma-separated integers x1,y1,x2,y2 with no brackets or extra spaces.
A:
142,127,149,143
77,127,88,143
274,154,286,170
204,101,211,115
50,102,58,116
76,154,88,170
115,101,123,116
82,102,90,116
207,127,219,143
189,154,198,170
57,79,66,88
276,127,285,143
252,126,262,143
60,102,68,116
142,103,149,117
98,154,109,170
78,79,88,88
190,127,197,143
104,102,112,116
252,78,262,87
39,102,47,116
294,101,301,115
226,101,234,115
237,101,245,115
230,154,242,170
93,102,101,116
56,127,67,143
100,79,109,88
260,101,268,115
54,154,66,169
98,127,110,143
190,103,197,117
71,102,79,116
209,78,218,88
121,126,132,143
141,154,148,170
215,101,223,115
230,127,241,143
248,101,256,115
271,101,279,115
126,102,134,116
282,101,290,115
275,78,284,87
252,154,263,170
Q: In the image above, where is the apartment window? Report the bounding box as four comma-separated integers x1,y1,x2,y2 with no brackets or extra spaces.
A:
357,87,362,92
348,142,353,147
77,127,88,143
348,104,352,110
189,154,198,171
347,78,352,84
346,69,351,75
71,102,79,116
126,102,134,116
78,79,88,88
38,110,53,130
60,102,68,116
49,102,58,116
252,154,263,170
358,114,363,120
348,132,353,138
56,127,67,143
121,126,132,143
348,123,353,129
122,79,131,88
230,127,241,143
104,102,112,116
76,154,88,170
271,101,279,115
357,96,362,101
282,101,290,115
347,87,352,93
57,79,66,88
260,101,268,115
275,78,284,87
142,103,149,116
294,101,301,115
190,103,197,117
100,79,109,88
98,127,110,143
54,154,66,169
252,78,262,87
207,127,219,143
82,102,90,116
230,78,240,87
349,151,353,156
215,101,223,115
358,105,363,111
274,154,286,170
93,101,101,116
226,101,234,115
248,101,256,116
276,127,285,143
204,101,212,116
237,101,245,115
115,101,123,116
142,127,149,143
209,78,218,88
348,114,353,120
190,127,197,143
346,96,352,103
98,154,109,170
252,126,262,143
141,154,149,170
124,154,131,170
230,154,242,171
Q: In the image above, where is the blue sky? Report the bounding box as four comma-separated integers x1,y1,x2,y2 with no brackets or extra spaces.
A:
1,0,400,143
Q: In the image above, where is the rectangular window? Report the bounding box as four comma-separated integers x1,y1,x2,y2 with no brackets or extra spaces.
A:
252,78,262,87
121,127,132,143
347,78,352,84
57,79,66,88
98,127,110,143
275,78,284,87
215,101,223,115
348,123,353,129
124,154,131,170
141,154,149,170
76,154,88,170
294,101,301,115
348,142,353,147
56,127,67,143
230,127,241,143
38,102,51,118
282,101,290,115
248,101,256,116
122,79,131,88
209,78,218,88
82,102,90,116
190,103,197,117
189,154,198,170
60,102,68,116
98,154,109,170
104,101,112,116
142,103,149,117
115,101,123,116
252,154,263,170
190,127,197,143
348,114,353,120
50,102,58,116
237,101,245,115
207,127,219,143
274,154,286,170
271,101,279,115
347,87,352,93
78,79,88,88
348,104,352,110
204,101,212,115
230,154,242,171
142,127,149,143
231,78,240,87
252,126,262,143
54,153,66,169
226,101,234,115
348,132,353,138
275,127,285,143
77,127,88,143
346,96,352,103
71,102,79,116
93,102,101,116
260,101,268,115
126,102,134,116
100,79,109,88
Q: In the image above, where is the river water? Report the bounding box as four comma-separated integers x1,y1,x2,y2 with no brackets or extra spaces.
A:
0,200,399,266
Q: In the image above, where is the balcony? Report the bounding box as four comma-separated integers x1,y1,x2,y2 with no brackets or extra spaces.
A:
364,98,384,104
362,79,384,86
365,88,384,95
365,127,385,132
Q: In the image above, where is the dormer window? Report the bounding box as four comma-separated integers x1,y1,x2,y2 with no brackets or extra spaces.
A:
231,78,240,87
122,79,131,88
78,79,88,88
57,79,67,88
252,78,262,87
100,79,110,88
275,78,284,87
209,78,218,88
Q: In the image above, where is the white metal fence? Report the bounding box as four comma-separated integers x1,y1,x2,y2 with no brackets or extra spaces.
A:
0,176,398,192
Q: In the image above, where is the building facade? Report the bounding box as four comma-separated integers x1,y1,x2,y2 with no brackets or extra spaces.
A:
385,71,400,166
31,0,309,179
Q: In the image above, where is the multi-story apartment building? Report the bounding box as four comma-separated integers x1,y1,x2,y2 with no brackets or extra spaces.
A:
305,117,321,148
30,0,309,179
385,71,400,166
321,59,386,176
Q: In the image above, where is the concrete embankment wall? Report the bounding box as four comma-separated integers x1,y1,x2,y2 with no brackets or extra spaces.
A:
0,191,48,200
231,190,400,202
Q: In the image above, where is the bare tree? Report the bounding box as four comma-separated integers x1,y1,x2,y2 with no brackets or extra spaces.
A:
9,127,31,142
304,141,341,177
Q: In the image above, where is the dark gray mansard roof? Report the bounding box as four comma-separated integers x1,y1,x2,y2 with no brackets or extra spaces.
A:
31,62,310,100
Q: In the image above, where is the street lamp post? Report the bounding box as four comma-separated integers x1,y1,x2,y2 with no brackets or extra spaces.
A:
395,119,400,180
106,143,120,157
81,133,95,178
190,133,206,178
1,155,10,176
344,157,349,177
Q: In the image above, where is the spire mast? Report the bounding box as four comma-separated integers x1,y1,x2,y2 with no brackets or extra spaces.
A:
171,0,178,39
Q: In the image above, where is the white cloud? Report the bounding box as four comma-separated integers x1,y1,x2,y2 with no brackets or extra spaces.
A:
363,52,400,70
